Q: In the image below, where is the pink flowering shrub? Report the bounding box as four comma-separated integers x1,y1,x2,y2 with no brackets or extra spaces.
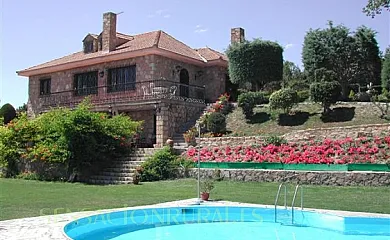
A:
184,136,390,164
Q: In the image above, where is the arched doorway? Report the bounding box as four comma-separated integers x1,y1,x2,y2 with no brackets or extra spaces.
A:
179,69,189,98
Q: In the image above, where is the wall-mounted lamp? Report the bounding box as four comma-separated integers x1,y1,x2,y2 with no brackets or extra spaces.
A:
99,70,105,78
108,105,113,117
175,65,182,73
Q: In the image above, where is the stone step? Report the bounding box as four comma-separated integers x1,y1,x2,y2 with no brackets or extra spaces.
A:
111,163,145,168
114,156,151,161
104,167,137,173
99,171,135,177
111,160,145,165
89,175,133,181
88,179,132,185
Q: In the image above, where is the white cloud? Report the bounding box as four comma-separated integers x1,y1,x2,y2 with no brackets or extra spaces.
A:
156,9,168,15
147,9,170,19
285,43,294,50
195,28,208,33
163,14,171,18
194,25,208,33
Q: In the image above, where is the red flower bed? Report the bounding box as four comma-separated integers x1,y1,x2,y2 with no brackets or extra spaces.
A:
184,136,390,164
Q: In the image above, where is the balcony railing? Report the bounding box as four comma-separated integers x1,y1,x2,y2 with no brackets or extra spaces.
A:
39,80,206,108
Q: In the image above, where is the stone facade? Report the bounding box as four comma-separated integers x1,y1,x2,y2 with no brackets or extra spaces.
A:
27,53,228,147
188,169,390,186
231,27,245,44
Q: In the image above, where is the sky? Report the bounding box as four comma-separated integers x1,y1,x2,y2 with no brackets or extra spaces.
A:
0,0,389,108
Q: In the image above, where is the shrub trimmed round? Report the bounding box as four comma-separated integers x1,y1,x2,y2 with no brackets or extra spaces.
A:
206,112,226,134
269,88,298,113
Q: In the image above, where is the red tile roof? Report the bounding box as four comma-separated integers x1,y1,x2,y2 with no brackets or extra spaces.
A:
18,30,227,75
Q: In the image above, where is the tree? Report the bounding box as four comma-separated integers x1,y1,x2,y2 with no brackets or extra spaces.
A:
16,104,27,114
302,22,381,98
363,0,390,17
382,47,390,90
283,61,302,87
0,104,16,124
310,81,342,114
354,26,382,87
226,39,283,91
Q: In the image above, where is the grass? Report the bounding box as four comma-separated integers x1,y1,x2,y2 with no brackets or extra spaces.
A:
1,178,389,220
226,102,389,136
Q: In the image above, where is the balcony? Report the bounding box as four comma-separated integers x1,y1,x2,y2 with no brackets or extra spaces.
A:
39,80,206,109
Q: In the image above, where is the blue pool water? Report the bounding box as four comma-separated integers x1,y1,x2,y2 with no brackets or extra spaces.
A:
64,206,390,240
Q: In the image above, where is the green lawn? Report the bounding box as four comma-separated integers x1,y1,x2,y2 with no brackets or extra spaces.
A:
1,178,389,220
226,102,389,136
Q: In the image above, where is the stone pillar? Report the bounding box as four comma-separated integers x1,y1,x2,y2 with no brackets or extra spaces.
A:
231,27,245,44
155,103,170,147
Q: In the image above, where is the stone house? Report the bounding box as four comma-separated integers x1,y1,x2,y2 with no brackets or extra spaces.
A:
17,12,245,147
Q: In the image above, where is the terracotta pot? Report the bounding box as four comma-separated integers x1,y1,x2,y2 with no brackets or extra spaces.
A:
201,192,210,201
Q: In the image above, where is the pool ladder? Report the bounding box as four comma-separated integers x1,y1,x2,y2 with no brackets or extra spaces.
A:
274,183,304,224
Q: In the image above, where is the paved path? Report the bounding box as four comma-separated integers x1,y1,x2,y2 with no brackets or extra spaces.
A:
1,199,389,240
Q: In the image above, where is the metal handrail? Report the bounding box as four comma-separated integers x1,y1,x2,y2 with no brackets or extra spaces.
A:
291,184,304,224
274,183,287,222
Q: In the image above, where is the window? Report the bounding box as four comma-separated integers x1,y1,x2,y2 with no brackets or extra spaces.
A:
39,78,51,95
108,65,136,92
84,41,94,53
74,71,98,96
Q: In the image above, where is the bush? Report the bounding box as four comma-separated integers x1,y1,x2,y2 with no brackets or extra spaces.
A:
262,81,281,92
348,90,356,101
140,147,178,181
0,104,16,125
238,92,267,118
354,92,371,102
297,90,310,102
269,88,298,114
206,112,226,134
0,99,142,179
310,81,341,114
264,135,287,146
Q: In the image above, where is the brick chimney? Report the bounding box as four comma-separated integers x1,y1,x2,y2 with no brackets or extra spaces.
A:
102,12,117,52
231,27,245,44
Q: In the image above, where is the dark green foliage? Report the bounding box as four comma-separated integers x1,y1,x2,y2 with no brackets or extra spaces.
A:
206,112,226,134
302,22,381,98
382,47,390,90
16,104,27,114
0,104,16,124
269,88,299,114
363,0,390,17
297,90,310,102
0,99,142,179
140,147,178,181
262,81,281,92
355,92,372,102
226,39,283,91
237,92,267,118
264,135,287,146
310,81,342,114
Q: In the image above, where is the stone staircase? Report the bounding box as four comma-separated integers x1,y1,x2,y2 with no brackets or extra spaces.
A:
172,104,214,153
88,148,159,185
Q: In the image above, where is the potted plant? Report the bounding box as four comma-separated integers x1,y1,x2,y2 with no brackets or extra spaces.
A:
183,127,197,146
200,179,215,201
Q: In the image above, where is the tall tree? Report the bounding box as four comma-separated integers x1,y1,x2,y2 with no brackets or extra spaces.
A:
283,61,302,85
226,39,283,91
354,26,382,87
302,22,359,98
382,47,390,90
363,0,390,17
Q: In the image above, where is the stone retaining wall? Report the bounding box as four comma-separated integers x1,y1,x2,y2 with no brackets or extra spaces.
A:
196,123,390,148
187,168,390,186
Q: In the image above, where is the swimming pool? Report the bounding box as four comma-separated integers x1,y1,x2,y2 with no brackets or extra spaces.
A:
64,206,390,240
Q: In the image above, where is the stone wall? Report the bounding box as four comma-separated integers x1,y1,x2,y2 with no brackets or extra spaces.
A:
283,123,390,142
168,102,205,135
187,168,390,186
196,123,390,148
126,109,156,146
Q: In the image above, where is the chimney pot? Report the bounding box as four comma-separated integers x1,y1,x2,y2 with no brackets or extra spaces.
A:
231,27,245,44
